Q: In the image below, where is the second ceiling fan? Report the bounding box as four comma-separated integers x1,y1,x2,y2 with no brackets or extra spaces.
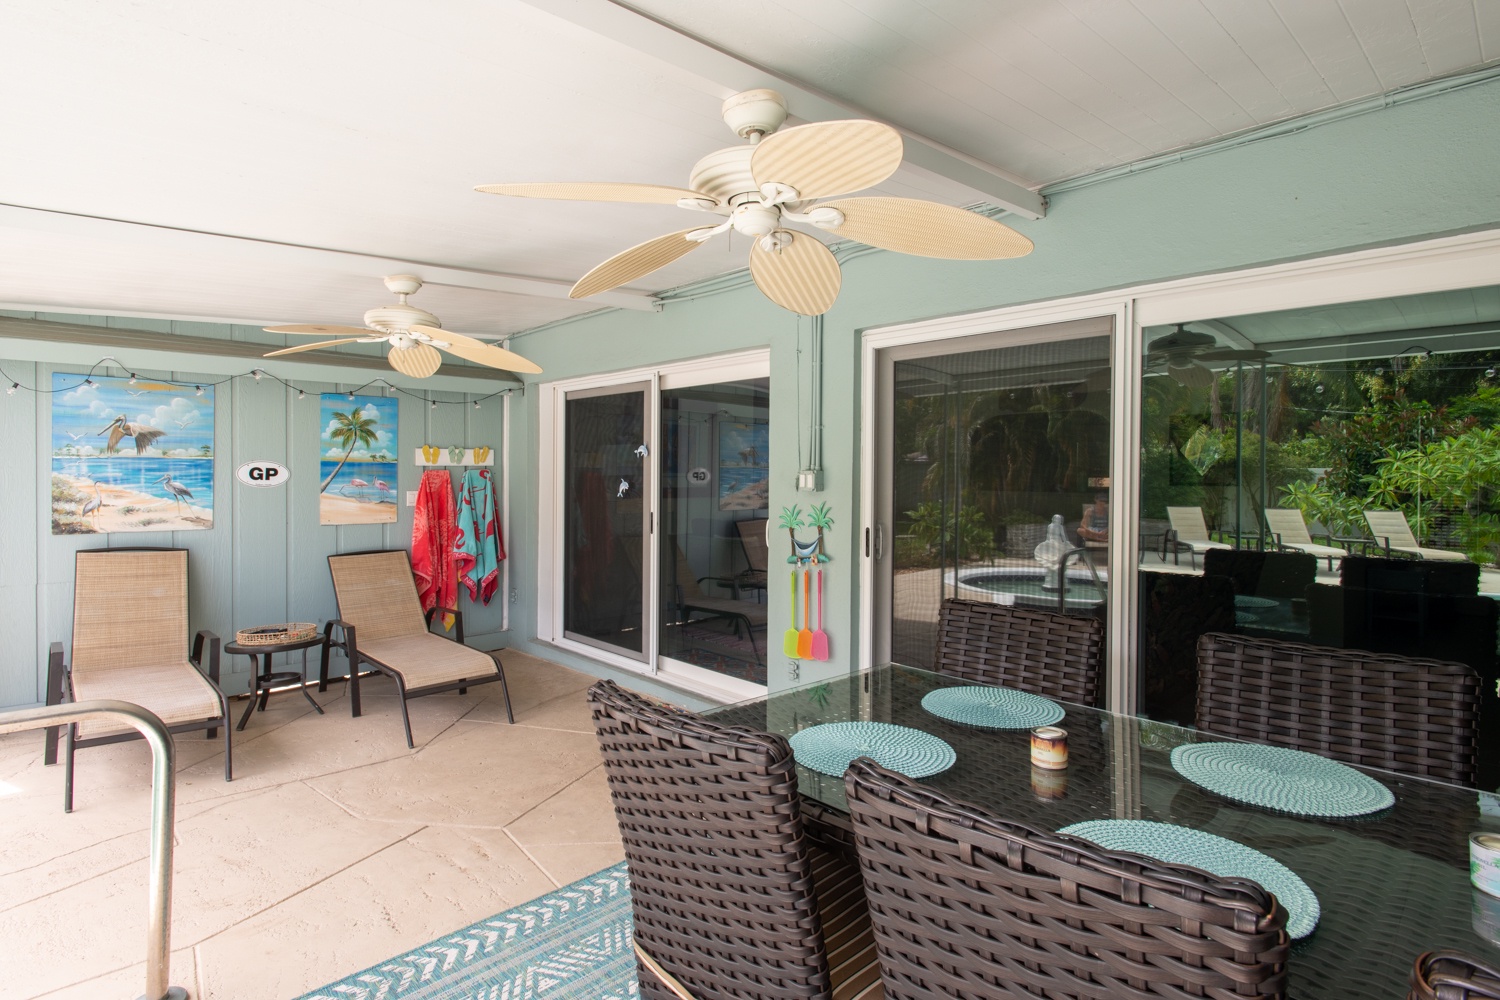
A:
477,89,1034,316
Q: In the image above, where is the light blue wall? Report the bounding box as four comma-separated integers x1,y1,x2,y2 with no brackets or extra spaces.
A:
499,75,1500,703
0,315,509,709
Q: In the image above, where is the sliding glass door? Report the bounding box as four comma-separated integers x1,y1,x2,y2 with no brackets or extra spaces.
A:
550,355,771,699
562,382,651,660
873,319,1115,670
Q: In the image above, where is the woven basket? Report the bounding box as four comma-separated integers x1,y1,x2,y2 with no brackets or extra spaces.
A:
236,623,318,646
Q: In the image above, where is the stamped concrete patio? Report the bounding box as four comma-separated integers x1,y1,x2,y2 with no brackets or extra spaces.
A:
0,652,623,1000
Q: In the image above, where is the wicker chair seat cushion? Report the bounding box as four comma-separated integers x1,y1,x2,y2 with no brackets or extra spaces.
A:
809,846,885,1000
329,551,429,642
71,661,222,738
356,634,498,690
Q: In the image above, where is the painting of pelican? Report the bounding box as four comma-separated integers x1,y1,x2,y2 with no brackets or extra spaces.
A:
99,415,167,455
51,373,214,534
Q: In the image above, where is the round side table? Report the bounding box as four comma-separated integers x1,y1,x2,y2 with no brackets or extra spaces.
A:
225,633,327,731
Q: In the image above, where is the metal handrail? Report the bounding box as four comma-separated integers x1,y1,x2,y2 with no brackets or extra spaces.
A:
0,699,187,1000
1055,546,1107,610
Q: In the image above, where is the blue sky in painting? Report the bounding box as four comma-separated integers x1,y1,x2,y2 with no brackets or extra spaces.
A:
51,373,214,457
319,394,397,461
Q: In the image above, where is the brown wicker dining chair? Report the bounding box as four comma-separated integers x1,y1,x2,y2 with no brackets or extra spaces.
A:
322,549,512,748
588,680,884,1000
1410,950,1500,999
933,598,1103,706
843,758,1290,1000
1197,632,1479,786
45,548,231,812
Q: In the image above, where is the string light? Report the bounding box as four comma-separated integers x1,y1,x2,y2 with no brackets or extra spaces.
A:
0,359,518,411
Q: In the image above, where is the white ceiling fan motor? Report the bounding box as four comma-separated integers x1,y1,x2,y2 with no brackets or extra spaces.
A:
363,274,441,340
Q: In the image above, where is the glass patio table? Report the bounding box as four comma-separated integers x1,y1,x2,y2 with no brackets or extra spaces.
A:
707,663,1500,1000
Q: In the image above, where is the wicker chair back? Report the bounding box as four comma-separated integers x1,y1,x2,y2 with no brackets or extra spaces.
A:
1197,632,1478,786
1409,950,1500,999
843,758,1290,1000
933,598,1103,706
588,680,842,1000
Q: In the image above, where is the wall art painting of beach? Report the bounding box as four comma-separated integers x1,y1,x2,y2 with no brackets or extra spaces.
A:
320,393,398,525
51,374,215,534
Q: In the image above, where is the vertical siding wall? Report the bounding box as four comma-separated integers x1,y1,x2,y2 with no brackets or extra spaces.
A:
0,316,509,709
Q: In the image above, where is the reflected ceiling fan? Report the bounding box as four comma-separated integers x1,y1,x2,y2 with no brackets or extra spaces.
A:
1147,325,1268,388
476,89,1034,316
261,275,542,377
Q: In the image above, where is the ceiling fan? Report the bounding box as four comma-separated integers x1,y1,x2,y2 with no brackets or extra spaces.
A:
476,89,1034,316
261,275,542,377
1147,325,1269,388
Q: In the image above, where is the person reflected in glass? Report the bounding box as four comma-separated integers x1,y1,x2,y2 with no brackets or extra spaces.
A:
1078,492,1110,546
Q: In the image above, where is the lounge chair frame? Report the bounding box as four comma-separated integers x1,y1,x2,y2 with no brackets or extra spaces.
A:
1364,509,1469,562
44,547,231,812
319,549,512,748
1163,505,1235,569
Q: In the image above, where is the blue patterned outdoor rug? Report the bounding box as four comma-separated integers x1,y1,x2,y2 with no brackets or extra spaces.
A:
297,862,637,999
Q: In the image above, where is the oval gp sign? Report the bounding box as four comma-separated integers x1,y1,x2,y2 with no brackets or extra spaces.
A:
237,461,290,488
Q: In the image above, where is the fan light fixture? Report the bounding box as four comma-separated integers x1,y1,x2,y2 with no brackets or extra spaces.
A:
261,275,542,378
1146,324,1269,388
476,89,1034,316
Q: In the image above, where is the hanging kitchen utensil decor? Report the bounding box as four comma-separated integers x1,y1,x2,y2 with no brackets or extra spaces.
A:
777,503,834,661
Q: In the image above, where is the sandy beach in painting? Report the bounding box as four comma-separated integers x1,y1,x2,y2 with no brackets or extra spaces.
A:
52,473,212,534
318,493,399,525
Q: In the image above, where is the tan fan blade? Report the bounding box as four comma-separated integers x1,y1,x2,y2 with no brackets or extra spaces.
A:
387,343,442,378
263,324,375,337
263,338,371,357
820,197,1034,259
751,120,903,200
570,228,704,299
748,232,842,316
410,326,543,375
475,182,714,206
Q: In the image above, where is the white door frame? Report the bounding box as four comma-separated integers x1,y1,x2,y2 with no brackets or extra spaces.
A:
860,226,1500,713
536,348,772,701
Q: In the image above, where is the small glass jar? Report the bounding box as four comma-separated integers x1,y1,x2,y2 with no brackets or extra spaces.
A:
1030,726,1068,770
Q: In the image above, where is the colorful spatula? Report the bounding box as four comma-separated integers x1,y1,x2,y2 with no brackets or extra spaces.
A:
797,568,814,658
783,569,801,658
811,569,830,661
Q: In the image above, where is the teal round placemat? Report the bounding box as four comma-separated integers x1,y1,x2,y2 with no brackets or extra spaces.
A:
1172,742,1394,818
1235,595,1278,609
921,686,1064,729
789,722,955,779
1060,819,1320,939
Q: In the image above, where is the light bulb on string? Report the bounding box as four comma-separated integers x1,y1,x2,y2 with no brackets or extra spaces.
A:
84,378,93,387
473,399,481,410
430,399,438,409
253,369,263,381
128,373,137,385
296,389,306,400
347,392,355,401
195,385,204,397
6,383,16,396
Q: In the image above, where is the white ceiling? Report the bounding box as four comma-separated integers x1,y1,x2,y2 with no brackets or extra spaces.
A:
1,0,1494,342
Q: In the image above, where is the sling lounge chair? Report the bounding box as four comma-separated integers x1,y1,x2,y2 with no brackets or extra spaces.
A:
322,549,512,748
1364,510,1468,562
1164,506,1233,568
45,547,231,812
1264,507,1349,570
669,544,767,664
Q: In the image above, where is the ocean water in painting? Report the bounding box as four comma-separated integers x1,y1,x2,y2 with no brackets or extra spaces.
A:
320,460,398,502
53,456,215,507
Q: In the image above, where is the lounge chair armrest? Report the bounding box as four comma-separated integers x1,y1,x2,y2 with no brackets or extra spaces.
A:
191,630,222,683
325,618,355,646
426,607,465,643
44,643,68,765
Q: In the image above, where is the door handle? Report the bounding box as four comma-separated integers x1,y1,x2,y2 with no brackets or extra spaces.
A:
874,523,885,560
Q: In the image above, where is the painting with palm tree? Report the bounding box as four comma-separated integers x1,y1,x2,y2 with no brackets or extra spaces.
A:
320,394,398,524
718,419,769,510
